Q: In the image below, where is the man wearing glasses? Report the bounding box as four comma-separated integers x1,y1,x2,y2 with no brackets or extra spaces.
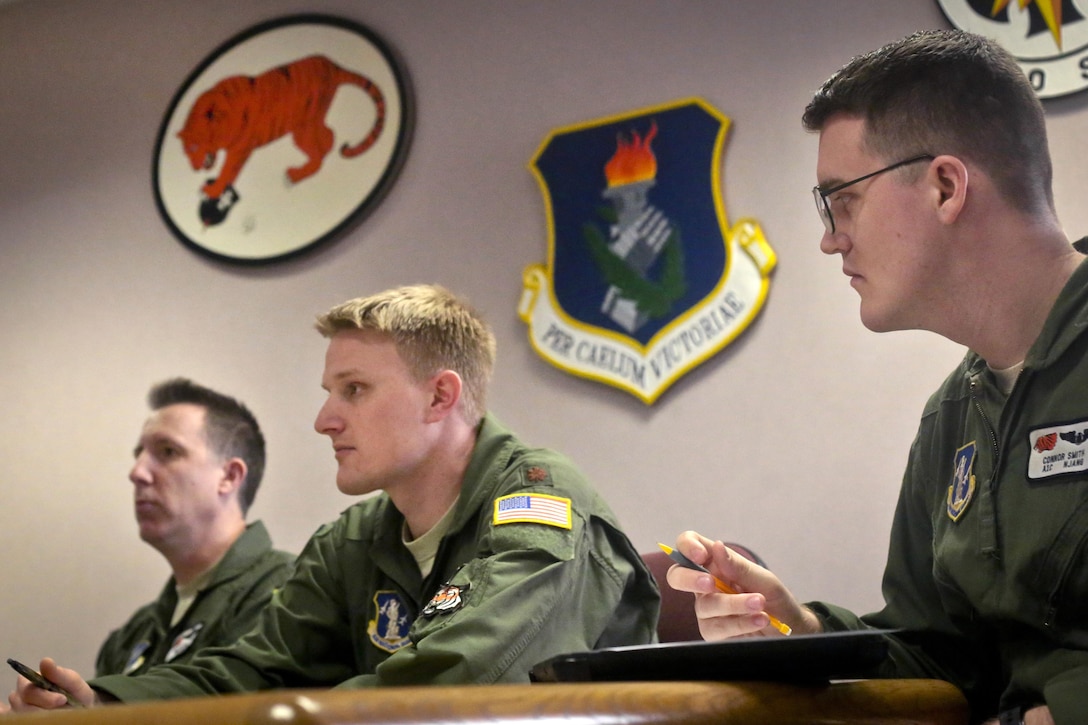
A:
669,29,1087,725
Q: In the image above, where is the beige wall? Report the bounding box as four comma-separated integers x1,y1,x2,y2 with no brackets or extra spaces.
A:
2,0,1087,676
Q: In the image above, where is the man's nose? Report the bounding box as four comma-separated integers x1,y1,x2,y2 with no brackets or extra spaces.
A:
314,399,341,436
129,453,152,485
819,227,849,256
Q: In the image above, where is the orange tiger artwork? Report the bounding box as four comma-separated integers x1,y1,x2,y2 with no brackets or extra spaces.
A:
177,54,385,205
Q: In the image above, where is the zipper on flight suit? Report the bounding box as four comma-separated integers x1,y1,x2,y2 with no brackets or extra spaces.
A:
969,378,1003,556
970,379,1002,467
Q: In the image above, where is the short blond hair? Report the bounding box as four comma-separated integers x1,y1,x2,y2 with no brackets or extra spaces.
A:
315,285,496,424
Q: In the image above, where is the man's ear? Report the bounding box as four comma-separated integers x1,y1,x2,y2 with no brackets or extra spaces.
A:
931,155,969,224
220,458,247,497
426,370,463,422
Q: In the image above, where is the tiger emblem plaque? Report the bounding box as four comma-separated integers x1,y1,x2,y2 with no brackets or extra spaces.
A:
153,14,412,263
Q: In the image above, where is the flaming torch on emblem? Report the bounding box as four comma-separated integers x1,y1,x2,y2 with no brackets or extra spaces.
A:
587,121,686,334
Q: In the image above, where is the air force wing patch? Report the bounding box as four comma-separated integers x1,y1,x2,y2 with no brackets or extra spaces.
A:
367,591,413,653
947,441,977,522
123,641,151,675
519,98,775,404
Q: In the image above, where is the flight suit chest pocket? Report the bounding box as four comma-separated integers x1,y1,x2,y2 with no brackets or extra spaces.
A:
1030,489,1088,632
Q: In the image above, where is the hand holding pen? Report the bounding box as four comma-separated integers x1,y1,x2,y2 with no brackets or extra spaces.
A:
659,543,792,636
7,658,93,711
662,532,824,640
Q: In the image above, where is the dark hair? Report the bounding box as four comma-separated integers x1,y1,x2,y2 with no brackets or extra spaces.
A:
148,378,266,514
802,29,1053,214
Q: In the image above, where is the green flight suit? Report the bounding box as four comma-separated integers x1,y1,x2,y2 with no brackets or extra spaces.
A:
91,415,659,699
811,243,1088,725
94,521,295,677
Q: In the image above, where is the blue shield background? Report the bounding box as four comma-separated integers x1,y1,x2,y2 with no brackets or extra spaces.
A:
533,101,728,346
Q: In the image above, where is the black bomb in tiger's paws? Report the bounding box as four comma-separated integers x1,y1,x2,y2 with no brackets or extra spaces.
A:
199,183,240,226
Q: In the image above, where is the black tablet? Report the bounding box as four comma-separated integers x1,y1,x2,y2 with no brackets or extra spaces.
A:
529,630,892,683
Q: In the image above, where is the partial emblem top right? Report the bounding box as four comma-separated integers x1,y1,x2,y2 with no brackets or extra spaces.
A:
937,0,1088,98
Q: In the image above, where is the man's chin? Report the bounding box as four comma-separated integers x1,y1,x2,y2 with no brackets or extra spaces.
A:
860,319,893,333
136,527,159,546
335,475,379,497
858,305,897,333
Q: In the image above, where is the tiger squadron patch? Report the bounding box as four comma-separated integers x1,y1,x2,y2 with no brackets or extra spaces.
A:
421,583,469,618
153,16,411,263
165,622,204,662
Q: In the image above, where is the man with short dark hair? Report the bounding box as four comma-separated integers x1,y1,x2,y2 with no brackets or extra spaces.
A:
95,378,294,677
670,30,1085,725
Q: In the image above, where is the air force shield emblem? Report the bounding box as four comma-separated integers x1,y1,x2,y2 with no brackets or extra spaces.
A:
519,98,775,403
947,441,978,522
367,591,413,653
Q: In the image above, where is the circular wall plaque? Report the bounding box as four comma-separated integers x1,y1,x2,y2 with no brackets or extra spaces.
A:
937,0,1088,99
153,14,412,263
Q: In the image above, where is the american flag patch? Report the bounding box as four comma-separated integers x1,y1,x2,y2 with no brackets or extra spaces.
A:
493,493,572,529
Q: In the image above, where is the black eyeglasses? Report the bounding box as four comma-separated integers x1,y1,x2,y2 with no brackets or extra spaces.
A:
812,154,934,234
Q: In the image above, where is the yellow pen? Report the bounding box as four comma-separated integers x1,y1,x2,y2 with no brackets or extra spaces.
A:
658,543,793,636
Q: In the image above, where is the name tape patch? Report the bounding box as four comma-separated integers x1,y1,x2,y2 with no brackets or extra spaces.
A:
1028,420,1088,480
493,493,572,529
